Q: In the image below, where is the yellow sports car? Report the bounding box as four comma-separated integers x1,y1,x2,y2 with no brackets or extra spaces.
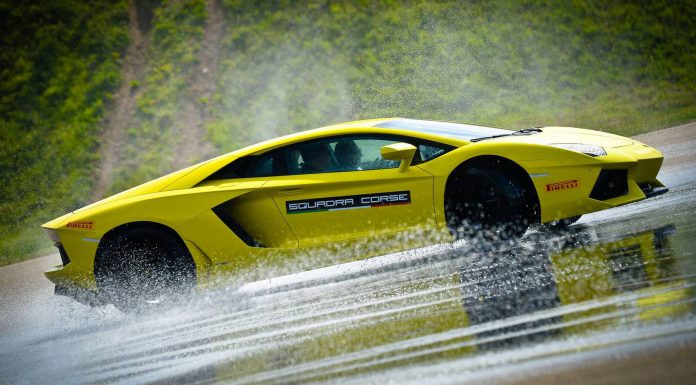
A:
41,118,666,309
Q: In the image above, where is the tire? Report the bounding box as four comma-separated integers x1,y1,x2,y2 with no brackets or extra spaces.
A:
447,163,535,242
95,227,196,312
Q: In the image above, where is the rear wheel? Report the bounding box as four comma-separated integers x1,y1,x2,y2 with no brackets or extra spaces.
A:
95,227,196,312
446,159,538,242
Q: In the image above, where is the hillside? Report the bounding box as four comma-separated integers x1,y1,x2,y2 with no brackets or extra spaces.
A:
1,0,695,264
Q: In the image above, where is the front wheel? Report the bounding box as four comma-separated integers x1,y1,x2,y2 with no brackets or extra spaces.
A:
446,162,537,242
95,228,196,312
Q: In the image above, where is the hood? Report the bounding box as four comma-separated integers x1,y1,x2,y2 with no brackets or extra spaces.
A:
512,126,634,148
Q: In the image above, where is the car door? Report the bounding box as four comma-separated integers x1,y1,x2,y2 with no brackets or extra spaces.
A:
194,149,299,250
264,135,438,247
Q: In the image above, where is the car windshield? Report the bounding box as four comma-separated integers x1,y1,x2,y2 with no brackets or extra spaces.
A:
376,119,511,141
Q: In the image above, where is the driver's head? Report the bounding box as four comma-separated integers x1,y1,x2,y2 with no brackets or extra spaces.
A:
335,140,362,170
300,143,332,172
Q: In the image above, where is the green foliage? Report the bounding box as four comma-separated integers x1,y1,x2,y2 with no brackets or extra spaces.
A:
207,0,696,151
110,0,206,193
0,0,129,263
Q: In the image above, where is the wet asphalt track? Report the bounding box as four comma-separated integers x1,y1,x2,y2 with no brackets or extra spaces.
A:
1,123,695,384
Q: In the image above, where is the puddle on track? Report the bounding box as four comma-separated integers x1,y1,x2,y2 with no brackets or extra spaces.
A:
2,184,696,385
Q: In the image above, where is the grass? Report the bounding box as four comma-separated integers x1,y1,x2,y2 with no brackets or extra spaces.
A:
206,0,696,151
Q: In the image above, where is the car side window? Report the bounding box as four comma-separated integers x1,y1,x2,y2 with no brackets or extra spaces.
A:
205,135,455,180
290,141,341,174
417,143,449,162
289,137,403,174
206,150,285,180
350,138,401,171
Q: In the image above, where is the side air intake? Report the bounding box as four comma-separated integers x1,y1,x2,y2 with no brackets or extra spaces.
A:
590,169,628,201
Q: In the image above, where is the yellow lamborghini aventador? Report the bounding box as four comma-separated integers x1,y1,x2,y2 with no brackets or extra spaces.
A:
41,118,666,309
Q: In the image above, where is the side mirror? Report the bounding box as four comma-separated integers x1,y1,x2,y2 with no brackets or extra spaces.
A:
381,143,417,172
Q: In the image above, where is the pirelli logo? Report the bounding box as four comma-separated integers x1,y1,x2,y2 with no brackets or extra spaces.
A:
66,221,93,230
286,191,411,214
546,180,579,192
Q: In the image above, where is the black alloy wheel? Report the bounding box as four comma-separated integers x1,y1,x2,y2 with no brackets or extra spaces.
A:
96,228,196,312
447,165,533,242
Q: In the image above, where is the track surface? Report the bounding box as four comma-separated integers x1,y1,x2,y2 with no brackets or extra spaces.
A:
1,123,695,384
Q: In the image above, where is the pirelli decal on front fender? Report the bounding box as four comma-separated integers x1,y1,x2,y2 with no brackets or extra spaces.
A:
546,179,579,192
286,191,411,214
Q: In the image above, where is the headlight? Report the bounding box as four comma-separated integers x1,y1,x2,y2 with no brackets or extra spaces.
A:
550,143,606,157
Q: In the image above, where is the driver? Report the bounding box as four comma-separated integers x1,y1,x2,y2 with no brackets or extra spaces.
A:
334,140,362,170
300,143,335,173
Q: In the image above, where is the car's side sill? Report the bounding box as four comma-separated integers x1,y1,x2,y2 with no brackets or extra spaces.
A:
643,186,669,198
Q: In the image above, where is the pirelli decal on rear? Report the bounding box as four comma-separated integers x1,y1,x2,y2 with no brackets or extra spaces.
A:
286,191,411,214
546,179,579,192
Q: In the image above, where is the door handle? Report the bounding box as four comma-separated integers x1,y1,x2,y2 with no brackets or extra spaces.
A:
277,188,303,194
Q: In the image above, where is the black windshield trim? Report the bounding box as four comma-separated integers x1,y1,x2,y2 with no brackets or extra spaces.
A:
469,128,543,142
376,118,511,141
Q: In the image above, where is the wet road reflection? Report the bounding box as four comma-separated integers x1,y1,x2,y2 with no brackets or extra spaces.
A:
2,185,696,385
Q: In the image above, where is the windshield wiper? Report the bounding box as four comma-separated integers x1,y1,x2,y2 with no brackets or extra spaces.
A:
470,127,543,142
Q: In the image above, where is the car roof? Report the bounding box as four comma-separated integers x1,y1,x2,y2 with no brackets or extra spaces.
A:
232,118,509,156
167,118,505,190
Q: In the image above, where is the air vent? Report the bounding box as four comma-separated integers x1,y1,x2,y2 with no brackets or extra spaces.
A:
590,169,628,200
57,244,70,266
